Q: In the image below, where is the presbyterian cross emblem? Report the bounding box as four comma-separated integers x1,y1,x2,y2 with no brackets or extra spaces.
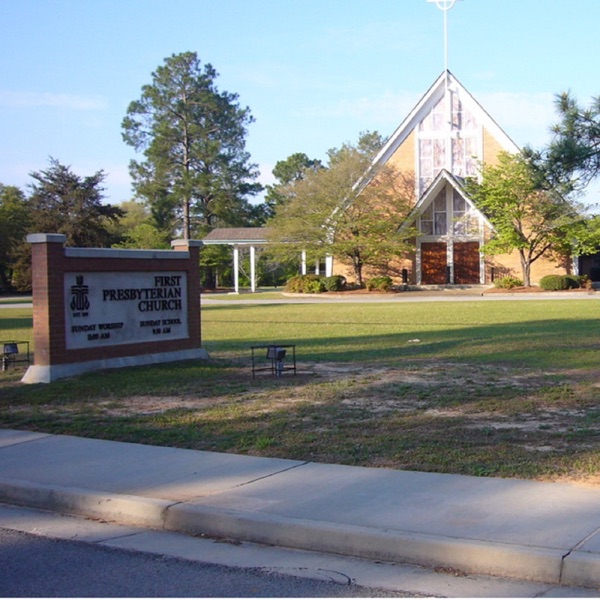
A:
70,275,90,312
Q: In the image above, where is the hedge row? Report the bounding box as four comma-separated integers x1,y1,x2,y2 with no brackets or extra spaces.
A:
493,276,523,289
285,274,346,293
284,274,395,293
494,274,588,290
539,274,584,290
365,276,393,291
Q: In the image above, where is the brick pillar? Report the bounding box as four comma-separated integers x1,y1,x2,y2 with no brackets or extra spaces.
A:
171,239,203,347
27,234,67,367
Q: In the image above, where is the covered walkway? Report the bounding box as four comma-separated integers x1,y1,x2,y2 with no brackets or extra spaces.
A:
201,228,332,293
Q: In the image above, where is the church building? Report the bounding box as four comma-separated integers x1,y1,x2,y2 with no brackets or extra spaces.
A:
203,70,571,291
331,70,568,287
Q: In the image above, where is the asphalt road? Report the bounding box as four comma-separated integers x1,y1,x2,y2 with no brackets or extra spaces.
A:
0,527,403,598
1,503,597,598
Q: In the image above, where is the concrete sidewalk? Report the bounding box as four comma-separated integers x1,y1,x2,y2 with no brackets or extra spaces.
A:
0,428,599,590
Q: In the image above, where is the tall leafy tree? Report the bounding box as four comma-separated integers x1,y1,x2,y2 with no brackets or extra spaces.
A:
545,92,600,190
467,152,585,287
109,200,170,249
0,184,30,290
9,159,123,290
264,152,322,218
26,159,122,247
267,132,415,287
122,52,262,240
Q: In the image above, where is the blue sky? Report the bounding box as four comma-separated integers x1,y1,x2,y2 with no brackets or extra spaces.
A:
2,0,600,206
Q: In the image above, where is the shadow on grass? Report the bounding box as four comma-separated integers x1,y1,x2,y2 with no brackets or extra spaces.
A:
2,307,599,479
4,371,593,480
203,316,600,370
0,316,33,332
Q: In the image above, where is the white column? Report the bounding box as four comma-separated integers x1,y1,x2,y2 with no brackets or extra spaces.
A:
233,245,240,293
447,239,453,284
479,249,485,284
325,255,333,277
301,251,307,275
250,245,256,293
315,260,320,275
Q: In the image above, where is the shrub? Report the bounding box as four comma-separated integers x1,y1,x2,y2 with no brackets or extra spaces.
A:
493,276,523,289
284,274,325,294
539,274,580,291
539,275,569,291
305,277,326,293
284,275,303,293
322,275,346,292
366,275,393,292
564,275,581,289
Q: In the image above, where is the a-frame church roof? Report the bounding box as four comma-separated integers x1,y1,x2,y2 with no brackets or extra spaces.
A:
369,70,520,173
402,168,493,231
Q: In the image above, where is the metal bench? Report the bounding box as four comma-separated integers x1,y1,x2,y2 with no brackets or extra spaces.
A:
251,344,296,379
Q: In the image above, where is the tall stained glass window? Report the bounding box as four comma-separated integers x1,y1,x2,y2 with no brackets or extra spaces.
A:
452,190,478,235
420,189,447,236
417,90,481,195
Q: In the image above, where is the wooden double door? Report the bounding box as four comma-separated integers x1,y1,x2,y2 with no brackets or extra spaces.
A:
421,241,480,285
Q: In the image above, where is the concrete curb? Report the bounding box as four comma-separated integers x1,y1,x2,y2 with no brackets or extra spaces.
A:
165,502,564,583
0,477,170,529
562,550,600,589
3,477,599,587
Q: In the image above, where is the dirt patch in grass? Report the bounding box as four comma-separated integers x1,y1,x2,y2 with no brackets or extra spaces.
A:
2,359,599,485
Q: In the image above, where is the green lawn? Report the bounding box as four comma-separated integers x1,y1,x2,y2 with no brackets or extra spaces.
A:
201,299,600,369
1,298,599,483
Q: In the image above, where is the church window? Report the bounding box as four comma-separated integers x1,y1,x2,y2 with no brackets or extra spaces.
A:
451,93,478,131
420,204,433,235
452,136,478,178
419,139,445,195
419,97,445,132
420,190,447,236
433,191,447,234
452,191,478,235
417,91,481,195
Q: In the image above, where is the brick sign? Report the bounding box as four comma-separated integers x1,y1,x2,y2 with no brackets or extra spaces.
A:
22,234,208,384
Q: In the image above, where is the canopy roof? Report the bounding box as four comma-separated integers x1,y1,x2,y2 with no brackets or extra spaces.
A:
202,227,271,245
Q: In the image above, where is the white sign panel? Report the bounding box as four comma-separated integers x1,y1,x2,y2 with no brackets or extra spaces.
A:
64,271,189,349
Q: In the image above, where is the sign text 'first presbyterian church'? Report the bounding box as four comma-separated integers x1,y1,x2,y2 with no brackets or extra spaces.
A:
65,271,189,349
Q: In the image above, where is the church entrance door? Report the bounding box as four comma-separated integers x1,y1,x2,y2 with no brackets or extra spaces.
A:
453,242,480,284
421,242,447,284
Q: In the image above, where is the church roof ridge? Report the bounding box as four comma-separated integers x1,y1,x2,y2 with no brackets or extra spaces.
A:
370,70,520,173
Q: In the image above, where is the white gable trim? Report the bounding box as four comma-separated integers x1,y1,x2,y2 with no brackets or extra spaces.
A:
370,70,520,173
402,169,494,233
